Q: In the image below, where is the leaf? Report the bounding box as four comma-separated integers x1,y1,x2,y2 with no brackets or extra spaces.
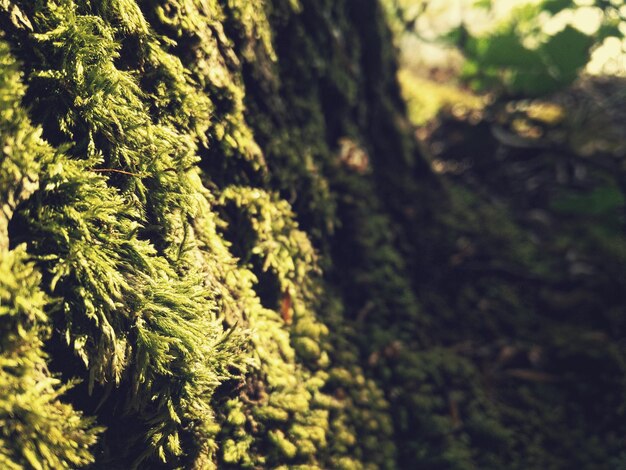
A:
462,34,489,59
481,32,540,68
542,25,594,83
509,69,560,96
541,0,572,15
441,25,470,48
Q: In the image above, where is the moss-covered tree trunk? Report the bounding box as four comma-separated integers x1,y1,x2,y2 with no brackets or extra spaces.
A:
0,1,432,468
1,1,625,469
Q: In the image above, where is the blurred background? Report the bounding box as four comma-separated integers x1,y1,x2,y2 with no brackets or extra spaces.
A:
387,0,626,121
375,2,626,467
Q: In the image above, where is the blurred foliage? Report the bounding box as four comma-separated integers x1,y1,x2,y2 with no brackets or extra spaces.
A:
398,69,484,125
389,0,626,468
449,0,624,95
388,0,625,96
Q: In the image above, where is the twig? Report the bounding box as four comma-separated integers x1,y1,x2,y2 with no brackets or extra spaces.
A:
90,168,142,177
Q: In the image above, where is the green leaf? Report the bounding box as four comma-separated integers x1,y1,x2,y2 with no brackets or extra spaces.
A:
542,25,594,84
541,0,573,15
481,32,541,67
509,69,560,95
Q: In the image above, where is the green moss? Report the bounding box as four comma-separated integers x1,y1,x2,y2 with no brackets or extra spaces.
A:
0,44,102,467
269,429,298,458
255,405,290,422
4,0,620,468
398,70,484,126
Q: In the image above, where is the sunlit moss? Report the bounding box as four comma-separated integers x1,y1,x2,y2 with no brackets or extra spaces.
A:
398,69,485,126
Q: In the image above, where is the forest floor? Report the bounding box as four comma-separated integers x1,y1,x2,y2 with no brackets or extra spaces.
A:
396,63,626,467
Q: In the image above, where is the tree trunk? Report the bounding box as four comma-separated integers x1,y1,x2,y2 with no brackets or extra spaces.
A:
0,1,624,469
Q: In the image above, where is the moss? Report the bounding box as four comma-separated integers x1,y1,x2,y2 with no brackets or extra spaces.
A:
3,0,622,468
254,405,290,422
0,43,102,468
268,429,298,459
398,70,484,126
293,337,322,361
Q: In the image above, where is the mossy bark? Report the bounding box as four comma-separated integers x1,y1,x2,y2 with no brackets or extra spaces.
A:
1,1,624,469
